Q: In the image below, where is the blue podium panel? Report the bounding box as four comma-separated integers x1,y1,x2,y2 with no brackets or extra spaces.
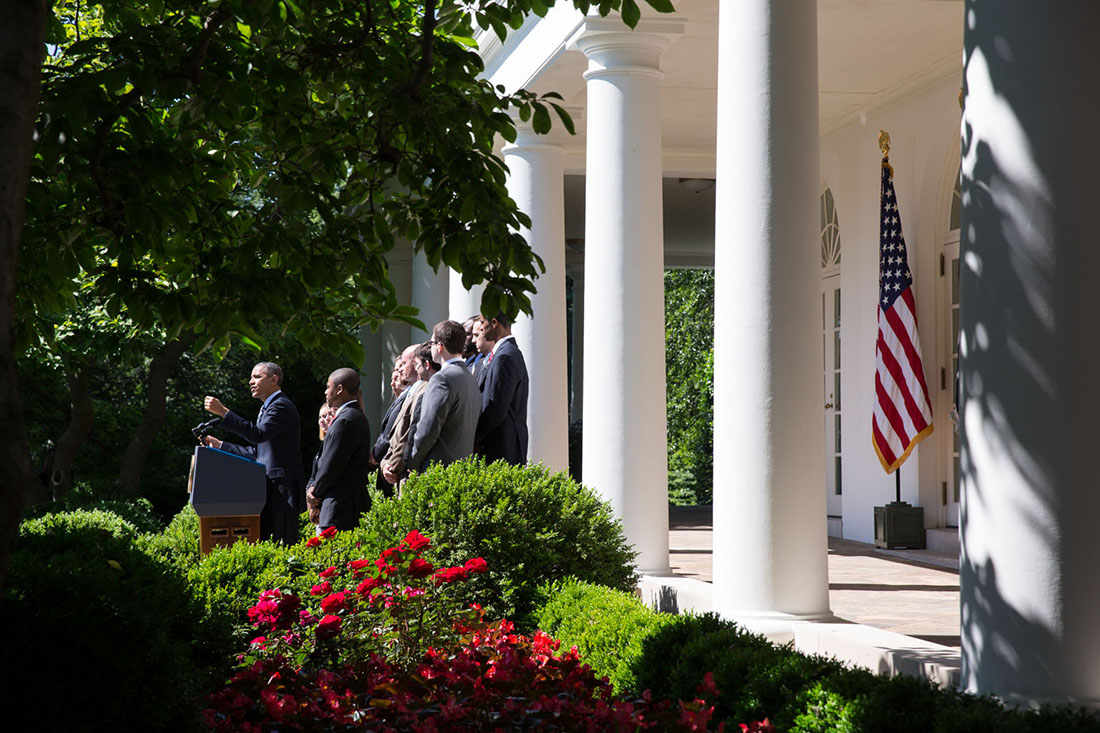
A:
189,446,267,517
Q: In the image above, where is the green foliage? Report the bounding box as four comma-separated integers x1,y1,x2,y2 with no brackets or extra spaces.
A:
531,582,1100,732
18,480,162,532
1,510,212,731
664,269,714,504
362,458,638,628
20,0,677,362
534,577,674,693
142,502,202,571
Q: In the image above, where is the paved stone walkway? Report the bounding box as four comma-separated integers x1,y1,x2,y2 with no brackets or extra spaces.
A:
668,505,961,648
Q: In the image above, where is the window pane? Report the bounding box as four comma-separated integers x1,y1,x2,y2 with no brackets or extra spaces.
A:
952,258,960,305
834,372,841,411
834,288,841,327
835,414,842,452
835,457,843,495
834,330,841,369
953,456,961,502
952,309,959,347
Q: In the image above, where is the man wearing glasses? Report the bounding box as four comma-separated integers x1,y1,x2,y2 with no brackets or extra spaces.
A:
403,321,481,473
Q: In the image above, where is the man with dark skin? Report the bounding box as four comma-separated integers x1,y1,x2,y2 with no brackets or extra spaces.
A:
203,362,305,544
306,367,372,530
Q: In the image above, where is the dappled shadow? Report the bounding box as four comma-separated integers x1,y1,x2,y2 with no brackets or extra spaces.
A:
959,1,1100,702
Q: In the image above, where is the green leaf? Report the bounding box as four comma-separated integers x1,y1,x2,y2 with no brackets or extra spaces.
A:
550,103,575,135
532,104,552,134
645,0,676,13
621,0,642,28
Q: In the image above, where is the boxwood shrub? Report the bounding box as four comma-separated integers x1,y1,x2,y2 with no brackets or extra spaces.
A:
19,482,164,534
534,577,674,692
534,580,1100,732
1,510,211,731
361,458,638,628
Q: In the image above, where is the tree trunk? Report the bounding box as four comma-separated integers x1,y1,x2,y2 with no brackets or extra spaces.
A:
47,360,95,499
119,335,192,494
0,0,48,588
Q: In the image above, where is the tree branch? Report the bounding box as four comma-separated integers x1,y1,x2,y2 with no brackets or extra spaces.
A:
406,0,437,98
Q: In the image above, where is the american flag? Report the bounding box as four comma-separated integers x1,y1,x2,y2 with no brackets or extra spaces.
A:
872,158,933,473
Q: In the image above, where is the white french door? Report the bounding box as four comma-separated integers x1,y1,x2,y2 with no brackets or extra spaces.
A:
822,274,842,518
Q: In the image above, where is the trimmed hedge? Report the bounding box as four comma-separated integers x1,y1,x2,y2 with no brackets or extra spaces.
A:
1,510,211,731
534,580,1100,732
535,577,675,692
361,458,638,628
20,482,164,534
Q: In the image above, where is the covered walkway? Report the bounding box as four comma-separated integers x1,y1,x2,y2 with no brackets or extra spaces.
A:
662,505,961,686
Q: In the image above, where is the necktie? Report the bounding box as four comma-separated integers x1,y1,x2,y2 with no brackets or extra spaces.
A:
486,351,494,365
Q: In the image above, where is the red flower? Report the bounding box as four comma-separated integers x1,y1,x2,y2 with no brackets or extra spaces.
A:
403,529,431,552
309,581,333,596
315,614,342,640
320,526,338,539
319,566,338,579
463,557,488,574
305,536,321,548
356,576,382,594
320,591,349,614
408,558,434,578
740,720,776,733
432,566,468,585
348,559,371,571
374,557,393,574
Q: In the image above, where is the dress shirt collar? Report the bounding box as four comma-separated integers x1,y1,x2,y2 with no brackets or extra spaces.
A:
334,399,358,417
262,390,283,411
491,334,515,355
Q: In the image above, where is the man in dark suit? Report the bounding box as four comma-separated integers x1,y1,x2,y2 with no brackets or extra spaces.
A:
203,362,305,544
468,316,494,386
402,320,481,474
370,345,417,496
306,368,372,531
475,313,529,466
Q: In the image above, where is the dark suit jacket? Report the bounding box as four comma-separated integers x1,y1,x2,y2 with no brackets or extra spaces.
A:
310,402,372,530
475,338,529,466
220,392,305,543
372,389,408,463
406,361,480,472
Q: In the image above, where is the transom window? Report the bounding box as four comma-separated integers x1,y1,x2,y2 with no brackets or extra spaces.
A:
820,188,841,270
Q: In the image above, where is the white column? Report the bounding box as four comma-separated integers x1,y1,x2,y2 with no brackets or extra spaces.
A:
411,249,449,341
960,0,1100,706
571,17,682,575
568,267,585,422
505,126,569,472
711,0,830,635
449,270,484,323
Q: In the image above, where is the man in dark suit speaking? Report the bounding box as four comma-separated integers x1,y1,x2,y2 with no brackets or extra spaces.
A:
306,368,372,531
476,313,529,465
203,362,305,544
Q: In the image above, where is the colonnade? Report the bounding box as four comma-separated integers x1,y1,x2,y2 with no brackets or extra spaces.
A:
368,0,1100,706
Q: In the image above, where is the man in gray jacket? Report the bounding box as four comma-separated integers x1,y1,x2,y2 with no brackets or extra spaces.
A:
404,320,480,473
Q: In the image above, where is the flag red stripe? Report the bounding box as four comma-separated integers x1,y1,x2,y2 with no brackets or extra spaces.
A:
874,371,912,447
878,318,929,431
884,293,932,405
872,420,897,466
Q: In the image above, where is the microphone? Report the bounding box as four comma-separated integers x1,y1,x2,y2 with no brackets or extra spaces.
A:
192,416,223,441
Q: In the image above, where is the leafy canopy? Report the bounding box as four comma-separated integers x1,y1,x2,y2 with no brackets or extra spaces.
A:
22,0,674,362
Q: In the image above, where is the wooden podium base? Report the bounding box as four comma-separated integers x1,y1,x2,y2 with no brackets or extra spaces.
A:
199,515,262,555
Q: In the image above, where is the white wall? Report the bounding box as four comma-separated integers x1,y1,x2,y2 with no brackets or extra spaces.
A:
819,73,962,542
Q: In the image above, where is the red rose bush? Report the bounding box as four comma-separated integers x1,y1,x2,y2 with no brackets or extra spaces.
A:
204,529,726,730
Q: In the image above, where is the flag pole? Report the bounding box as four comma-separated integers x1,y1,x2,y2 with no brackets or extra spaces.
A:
895,466,901,504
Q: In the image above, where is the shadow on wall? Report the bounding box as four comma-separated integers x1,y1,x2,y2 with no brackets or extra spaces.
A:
959,0,1100,702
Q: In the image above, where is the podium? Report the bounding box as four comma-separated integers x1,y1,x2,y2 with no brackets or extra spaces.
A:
188,446,267,555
